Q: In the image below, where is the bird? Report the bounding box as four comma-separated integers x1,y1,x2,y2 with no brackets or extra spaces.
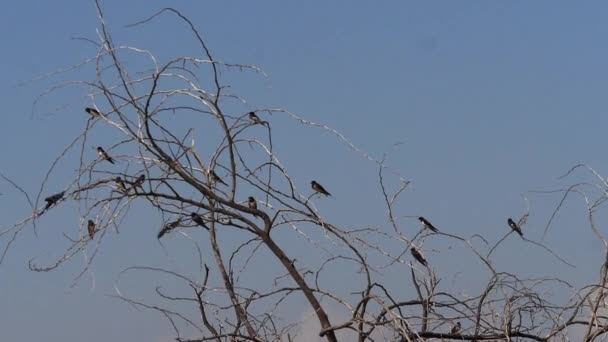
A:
190,212,209,230
158,219,181,239
44,191,64,210
132,174,146,188
87,220,96,239
96,147,115,164
115,177,127,192
507,218,523,237
209,170,227,185
248,111,264,125
451,322,461,334
248,196,257,210
85,107,100,117
418,216,439,233
410,247,428,267
311,180,331,197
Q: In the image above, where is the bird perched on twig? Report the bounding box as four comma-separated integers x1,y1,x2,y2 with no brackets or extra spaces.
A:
418,216,439,233
311,180,331,197
190,212,209,230
87,220,96,239
248,111,267,125
115,177,127,192
132,174,145,189
209,170,227,186
508,218,523,237
451,322,461,334
85,107,100,117
44,192,64,210
248,196,257,210
158,219,181,239
96,147,115,164
411,247,428,267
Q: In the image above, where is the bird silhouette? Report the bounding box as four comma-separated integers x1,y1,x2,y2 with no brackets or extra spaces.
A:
451,322,461,334
85,107,100,117
158,219,181,239
311,180,331,197
249,111,263,124
190,212,209,230
96,147,115,164
209,170,227,185
248,196,257,210
508,218,523,237
132,174,145,189
44,192,64,210
87,220,96,239
411,247,428,267
115,177,127,192
418,216,439,232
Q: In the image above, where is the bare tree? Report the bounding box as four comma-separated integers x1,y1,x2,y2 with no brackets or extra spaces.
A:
4,2,608,341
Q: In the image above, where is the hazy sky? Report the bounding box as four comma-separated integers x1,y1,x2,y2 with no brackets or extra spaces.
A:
1,1,608,341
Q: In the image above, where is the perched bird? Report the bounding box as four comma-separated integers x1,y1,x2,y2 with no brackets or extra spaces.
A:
132,174,146,188
209,170,227,185
248,111,264,125
507,218,523,237
87,220,96,239
96,147,115,164
451,322,461,334
418,216,439,233
158,219,181,239
248,196,257,210
85,107,100,117
311,180,331,197
115,177,127,192
410,247,428,267
190,212,209,230
44,192,64,210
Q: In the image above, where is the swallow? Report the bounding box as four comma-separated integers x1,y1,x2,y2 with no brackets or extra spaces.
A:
85,107,100,117
87,220,96,239
44,191,64,210
248,196,257,210
132,174,146,188
209,170,227,185
96,147,115,164
248,111,264,125
115,177,127,192
410,247,428,267
158,219,181,239
418,217,439,233
451,322,461,334
507,218,523,237
311,180,331,197
190,212,209,230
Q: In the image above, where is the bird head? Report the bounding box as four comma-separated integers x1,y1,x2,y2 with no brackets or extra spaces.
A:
88,219,94,225
96,147,103,152
248,196,255,202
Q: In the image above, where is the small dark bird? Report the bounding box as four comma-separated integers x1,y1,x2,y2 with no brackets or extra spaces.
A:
87,220,96,239
132,174,146,188
248,196,257,210
115,177,127,192
96,147,115,164
248,111,263,125
451,322,461,334
85,107,100,117
209,170,227,185
44,191,64,210
311,180,331,197
190,212,209,230
158,219,181,239
508,218,523,237
411,247,428,267
418,216,439,233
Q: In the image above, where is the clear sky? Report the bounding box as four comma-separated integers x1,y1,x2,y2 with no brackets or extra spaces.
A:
1,1,608,341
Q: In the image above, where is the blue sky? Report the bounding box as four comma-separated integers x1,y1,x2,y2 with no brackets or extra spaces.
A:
1,1,608,341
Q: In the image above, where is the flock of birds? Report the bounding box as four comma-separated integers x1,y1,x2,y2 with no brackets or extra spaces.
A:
40,109,334,241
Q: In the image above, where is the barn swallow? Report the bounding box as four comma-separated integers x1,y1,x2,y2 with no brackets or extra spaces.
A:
451,322,461,334
410,247,428,267
87,220,96,239
157,219,181,239
507,218,523,237
248,196,257,210
311,180,331,197
418,217,439,233
248,111,264,125
209,170,227,185
115,177,127,192
44,191,64,210
132,174,146,188
96,147,115,164
190,212,209,230
85,107,100,117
